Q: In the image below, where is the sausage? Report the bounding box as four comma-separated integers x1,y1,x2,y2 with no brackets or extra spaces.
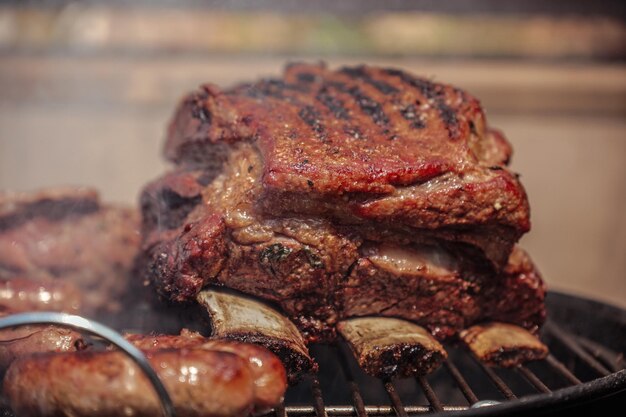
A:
0,325,83,372
124,330,287,410
3,348,255,417
200,339,287,411
0,278,83,314
123,328,205,350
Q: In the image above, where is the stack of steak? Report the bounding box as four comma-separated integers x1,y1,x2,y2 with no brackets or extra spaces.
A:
139,63,546,346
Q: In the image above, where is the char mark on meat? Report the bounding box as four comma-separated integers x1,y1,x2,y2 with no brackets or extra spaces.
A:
383,68,460,139
340,66,400,95
316,86,350,120
298,105,326,139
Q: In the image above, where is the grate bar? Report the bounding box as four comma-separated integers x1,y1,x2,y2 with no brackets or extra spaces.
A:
275,403,288,417
383,381,408,417
544,322,611,376
336,346,368,417
471,356,517,400
575,336,624,372
281,405,468,415
310,376,328,417
416,375,444,412
517,366,551,393
443,360,479,404
545,354,583,385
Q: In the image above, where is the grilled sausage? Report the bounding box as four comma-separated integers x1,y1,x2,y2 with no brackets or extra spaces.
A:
3,348,255,417
0,325,83,372
0,278,83,314
200,339,287,411
125,330,287,410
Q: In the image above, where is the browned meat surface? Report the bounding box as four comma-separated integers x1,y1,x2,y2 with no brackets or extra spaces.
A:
341,245,546,340
0,324,84,372
123,328,206,350
0,187,140,313
4,349,256,417
0,278,83,314
125,329,287,410
164,63,529,268
460,322,549,367
338,317,447,378
138,63,545,349
139,146,545,341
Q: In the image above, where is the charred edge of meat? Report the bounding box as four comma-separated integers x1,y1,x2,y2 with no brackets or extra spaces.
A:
363,343,447,379
460,322,548,368
244,79,310,100
170,139,233,172
338,317,447,378
383,68,460,139
296,72,317,83
141,188,202,231
221,332,318,383
481,347,549,368
340,66,399,95
0,197,99,232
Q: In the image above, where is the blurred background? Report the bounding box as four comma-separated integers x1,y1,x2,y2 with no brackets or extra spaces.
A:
0,0,624,307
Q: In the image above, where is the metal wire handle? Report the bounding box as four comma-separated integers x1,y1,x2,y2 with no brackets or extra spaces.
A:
0,312,175,417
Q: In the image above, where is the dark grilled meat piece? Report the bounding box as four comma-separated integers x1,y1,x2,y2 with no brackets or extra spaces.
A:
338,317,447,378
0,187,140,313
164,63,528,268
460,322,549,367
138,63,545,345
139,144,545,342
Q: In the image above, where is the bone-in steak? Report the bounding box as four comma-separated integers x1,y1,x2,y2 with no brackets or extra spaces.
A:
164,63,529,268
139,144,545,342
139,63,545,343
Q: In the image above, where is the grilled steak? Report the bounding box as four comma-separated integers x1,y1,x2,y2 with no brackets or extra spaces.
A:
139,63,545,345
164,63,528,268
139,144,545,342
0,188,140,313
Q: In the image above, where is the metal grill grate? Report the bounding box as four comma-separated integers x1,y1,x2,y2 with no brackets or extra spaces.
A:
273,319,626,417
0,292,624,417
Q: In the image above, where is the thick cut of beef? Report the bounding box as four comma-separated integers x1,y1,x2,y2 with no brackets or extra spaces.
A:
0,188,140,313
139,144,545,342
164,63,529,268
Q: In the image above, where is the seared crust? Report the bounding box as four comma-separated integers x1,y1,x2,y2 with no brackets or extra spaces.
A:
338,317,447,378
460,322,548,367
164,63,529,268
